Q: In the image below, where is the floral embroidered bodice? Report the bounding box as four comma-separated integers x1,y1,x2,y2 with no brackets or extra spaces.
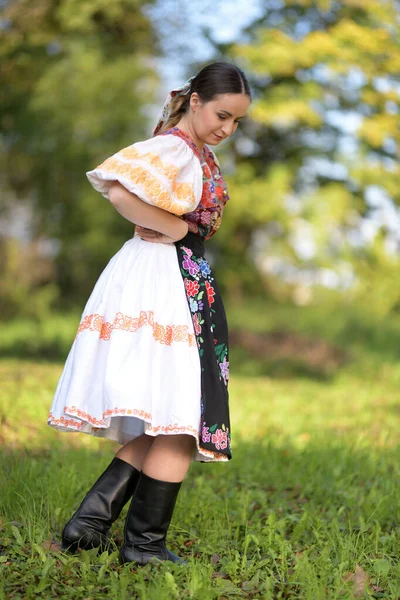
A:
159,128,230,241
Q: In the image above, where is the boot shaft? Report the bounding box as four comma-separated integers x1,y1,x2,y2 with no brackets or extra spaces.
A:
62,457,140,552
121,472,183,565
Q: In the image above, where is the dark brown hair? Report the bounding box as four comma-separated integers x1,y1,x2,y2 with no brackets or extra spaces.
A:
158,62,251,133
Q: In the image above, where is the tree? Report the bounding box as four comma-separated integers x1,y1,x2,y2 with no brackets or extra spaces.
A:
205,0,400,311
0,0,160,310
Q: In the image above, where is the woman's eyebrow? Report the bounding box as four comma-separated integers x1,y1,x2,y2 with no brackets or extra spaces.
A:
219,110,245,119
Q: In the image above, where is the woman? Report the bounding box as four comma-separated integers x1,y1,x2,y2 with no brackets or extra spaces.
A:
48,61,251,566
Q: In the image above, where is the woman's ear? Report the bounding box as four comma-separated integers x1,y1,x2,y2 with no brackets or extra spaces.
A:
189,92,202,112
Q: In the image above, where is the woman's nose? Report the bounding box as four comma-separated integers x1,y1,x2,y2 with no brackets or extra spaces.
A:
221,121,236,136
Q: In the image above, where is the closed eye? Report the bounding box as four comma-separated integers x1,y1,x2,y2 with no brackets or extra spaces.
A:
218,114,241,124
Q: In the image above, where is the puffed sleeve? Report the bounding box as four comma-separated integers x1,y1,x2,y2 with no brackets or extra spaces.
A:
86,135,203,216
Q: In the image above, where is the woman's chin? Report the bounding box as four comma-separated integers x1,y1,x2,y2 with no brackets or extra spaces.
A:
206,136,223,146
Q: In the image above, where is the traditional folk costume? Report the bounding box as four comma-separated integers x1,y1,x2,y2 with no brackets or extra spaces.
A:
48,126,231,463
48,76,234,564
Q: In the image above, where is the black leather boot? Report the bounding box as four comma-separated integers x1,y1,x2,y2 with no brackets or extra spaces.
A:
119,472,186,566
62,457,140,553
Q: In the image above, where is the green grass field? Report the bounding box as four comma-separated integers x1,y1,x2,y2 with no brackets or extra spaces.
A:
1,300,400,599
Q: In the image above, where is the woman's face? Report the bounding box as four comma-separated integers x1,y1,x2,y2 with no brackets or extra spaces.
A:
188,92,251,148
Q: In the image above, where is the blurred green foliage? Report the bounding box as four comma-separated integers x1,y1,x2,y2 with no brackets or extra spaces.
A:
213,0,400,310
1,0,159,310
0,238,58,320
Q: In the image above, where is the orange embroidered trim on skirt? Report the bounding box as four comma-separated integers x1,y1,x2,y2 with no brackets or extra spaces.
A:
49,406,153,427
75,310,197,346
48,407,228,461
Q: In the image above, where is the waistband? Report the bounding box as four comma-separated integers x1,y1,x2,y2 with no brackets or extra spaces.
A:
175,231,205,257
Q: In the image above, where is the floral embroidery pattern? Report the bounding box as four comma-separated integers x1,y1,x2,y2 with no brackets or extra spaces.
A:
192,313,202,336
94,155,197,215
118,146,180,181
76,310,196,347
159,128,230,241
199,259,211,277
202,425,211,442
48,410,229,462
182,256,200,276
205,281,215,305
219,356,229,385
48,413,84,429
176,240,231,458
161,125,232,459
147,423,198,436
184,279,200,298
210,425,229,450
50,406,153,427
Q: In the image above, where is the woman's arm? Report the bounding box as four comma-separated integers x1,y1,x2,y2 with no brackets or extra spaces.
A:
108,181,188,241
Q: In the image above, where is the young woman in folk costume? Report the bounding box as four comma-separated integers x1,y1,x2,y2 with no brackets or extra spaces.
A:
48,61,251,566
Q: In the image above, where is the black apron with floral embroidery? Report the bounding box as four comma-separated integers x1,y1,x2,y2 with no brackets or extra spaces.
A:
175,233,231,459
160,127,232,460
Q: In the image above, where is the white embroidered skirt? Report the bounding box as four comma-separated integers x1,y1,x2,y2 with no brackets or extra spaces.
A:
47,235,221,462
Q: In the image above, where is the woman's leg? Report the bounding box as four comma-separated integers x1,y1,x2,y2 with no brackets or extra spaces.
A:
141,433,195,481
115,433,155,470
116,432,194,481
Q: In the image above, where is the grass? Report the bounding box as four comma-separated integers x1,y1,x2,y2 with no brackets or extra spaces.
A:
1,299,400,599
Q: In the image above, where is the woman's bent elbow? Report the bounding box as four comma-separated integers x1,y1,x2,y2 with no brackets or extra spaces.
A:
108,181,124,206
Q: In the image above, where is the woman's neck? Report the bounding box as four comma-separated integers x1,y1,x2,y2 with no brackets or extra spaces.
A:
174,119,204,151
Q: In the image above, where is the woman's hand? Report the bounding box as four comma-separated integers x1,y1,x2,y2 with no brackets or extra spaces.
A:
135,226,181,244
109,183,189,240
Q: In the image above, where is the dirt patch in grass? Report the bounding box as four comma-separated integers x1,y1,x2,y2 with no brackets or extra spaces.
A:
230,328,348,375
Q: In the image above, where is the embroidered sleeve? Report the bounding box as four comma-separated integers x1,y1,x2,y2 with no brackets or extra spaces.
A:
86,135,203,216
